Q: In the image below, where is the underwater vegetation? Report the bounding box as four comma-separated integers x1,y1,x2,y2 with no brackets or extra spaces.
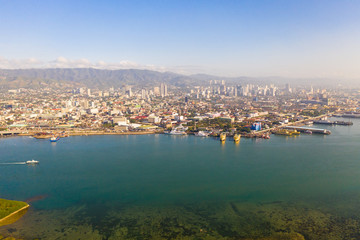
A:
2,199,360,239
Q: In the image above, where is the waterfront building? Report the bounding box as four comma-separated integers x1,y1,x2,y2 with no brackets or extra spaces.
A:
250,122,262,131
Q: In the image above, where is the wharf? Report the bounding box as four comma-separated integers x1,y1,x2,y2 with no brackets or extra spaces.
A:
252,114,329,137
283,126,331,134
0,131,23,137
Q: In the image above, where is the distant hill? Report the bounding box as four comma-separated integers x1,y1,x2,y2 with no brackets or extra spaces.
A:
0,68,350,89
0,68,205,89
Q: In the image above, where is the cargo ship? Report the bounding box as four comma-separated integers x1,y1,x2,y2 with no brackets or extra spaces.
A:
274,129,300,136
233,134,241,143
220,132,226,142
314,120,353,126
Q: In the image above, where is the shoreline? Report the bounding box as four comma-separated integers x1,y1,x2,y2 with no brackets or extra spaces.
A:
13,131,157,138
0,204,29,227
0,114,342,140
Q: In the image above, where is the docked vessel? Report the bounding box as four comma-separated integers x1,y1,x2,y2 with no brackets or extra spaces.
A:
165,129,186,135
274,129,300,136
334,121,353,126
314,120,334,125
233,134,241,143
165,125,188,135
261,133,271,139
195,131,209,137
291,130,300,135
26,160,39,164
220,132,226,142
50,136,60,142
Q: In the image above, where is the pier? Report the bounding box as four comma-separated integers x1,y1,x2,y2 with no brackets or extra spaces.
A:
283,126,331,134
0,131,22,137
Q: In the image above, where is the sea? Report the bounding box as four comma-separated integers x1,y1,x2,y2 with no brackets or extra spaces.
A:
1,117,360,239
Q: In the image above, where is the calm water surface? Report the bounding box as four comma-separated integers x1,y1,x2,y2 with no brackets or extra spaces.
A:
1,118,360,239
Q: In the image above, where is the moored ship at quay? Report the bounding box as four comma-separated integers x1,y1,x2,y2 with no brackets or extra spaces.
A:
273,129,300,136
195,131,209,137
313,120,353,125
233,134,241,143
220,132,226,142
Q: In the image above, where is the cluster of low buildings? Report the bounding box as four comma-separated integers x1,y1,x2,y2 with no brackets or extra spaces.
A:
0,81,359,136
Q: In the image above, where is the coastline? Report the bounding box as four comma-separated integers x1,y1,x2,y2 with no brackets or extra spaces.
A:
1,114,333,140
0,204,29,227
14,131,157,138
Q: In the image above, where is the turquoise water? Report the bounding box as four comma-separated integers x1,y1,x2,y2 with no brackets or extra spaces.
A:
1,118,360,239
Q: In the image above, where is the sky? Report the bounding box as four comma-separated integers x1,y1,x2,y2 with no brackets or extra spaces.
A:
0,0,360,78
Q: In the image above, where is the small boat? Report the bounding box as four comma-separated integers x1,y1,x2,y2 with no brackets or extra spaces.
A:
50,136,60,142
166,129,187,135
26,160,39,164
233,134,241,143
262,133,271,139
165,125,188,135
220,132,226,142
195,131,209,137
305,130,312,134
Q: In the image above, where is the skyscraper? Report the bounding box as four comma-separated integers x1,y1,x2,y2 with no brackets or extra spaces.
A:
160,83,168,97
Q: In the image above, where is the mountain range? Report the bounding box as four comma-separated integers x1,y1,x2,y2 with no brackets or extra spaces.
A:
0,68,349,90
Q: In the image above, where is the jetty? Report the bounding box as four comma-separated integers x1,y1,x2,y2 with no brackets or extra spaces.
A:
0,130,23,137
283,126,331,134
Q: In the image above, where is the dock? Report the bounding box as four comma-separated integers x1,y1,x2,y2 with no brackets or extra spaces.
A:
0,131,23,137
283,126,331,134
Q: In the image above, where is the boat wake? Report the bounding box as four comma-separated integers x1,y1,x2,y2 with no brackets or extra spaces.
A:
0,162,26,165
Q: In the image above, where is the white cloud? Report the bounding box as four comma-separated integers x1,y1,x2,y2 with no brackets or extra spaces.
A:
0,56,164,71
0,56,214,76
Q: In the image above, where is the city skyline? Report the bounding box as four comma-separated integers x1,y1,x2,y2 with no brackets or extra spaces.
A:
1,0,360,79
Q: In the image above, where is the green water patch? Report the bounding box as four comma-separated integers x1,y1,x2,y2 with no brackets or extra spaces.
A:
0,199,27,222
3,200,360,239
66,200,360,239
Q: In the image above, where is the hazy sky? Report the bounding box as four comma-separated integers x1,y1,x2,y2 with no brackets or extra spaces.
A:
0,0,360,78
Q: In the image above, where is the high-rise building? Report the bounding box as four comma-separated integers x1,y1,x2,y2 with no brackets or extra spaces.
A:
126,89,132,97
125,86,132,97
141,89,148,99
160,83,168,97
80,100,89,108
285,83,292,93
154,87,160,96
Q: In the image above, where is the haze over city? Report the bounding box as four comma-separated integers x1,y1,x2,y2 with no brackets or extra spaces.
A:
1,0,360,79
2,1,360,240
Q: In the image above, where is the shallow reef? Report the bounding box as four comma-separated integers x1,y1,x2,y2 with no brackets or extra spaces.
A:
1,199,360,239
